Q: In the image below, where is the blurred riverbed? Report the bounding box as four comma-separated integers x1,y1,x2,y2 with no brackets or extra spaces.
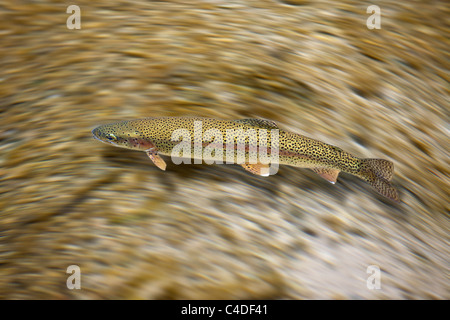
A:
0,0,448,299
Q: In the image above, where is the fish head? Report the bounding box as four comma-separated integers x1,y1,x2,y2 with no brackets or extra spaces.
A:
92,121,155,151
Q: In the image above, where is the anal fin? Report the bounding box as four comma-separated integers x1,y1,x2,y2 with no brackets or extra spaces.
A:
241,163,270,177
311,168,340,184
146,151,167,171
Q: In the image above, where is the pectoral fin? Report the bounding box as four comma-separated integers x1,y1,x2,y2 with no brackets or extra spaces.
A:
241,163,270,176
146,151,167,171
311,168,340,184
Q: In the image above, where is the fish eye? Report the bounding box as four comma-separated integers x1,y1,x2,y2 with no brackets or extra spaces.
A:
106,133,117,141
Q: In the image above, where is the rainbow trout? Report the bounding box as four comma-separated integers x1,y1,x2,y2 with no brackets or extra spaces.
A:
92,117,399,201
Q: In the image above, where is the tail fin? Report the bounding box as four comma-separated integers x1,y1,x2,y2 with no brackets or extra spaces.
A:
359,158,399,202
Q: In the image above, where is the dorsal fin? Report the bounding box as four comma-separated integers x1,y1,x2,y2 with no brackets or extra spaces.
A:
235,118,278,129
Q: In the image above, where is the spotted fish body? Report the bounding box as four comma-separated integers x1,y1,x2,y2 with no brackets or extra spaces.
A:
92,117,399,201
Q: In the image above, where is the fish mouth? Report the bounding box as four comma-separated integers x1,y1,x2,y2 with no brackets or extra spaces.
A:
92,128,118,146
